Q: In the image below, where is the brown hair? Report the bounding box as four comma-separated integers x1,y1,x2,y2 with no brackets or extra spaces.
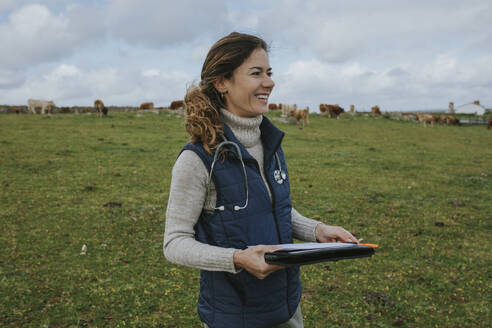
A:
184,32,268,154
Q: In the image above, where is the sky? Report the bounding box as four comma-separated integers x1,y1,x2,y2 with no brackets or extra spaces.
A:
0,0,491,112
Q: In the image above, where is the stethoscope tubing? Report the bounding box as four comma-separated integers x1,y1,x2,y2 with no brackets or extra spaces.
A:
207,139,285,212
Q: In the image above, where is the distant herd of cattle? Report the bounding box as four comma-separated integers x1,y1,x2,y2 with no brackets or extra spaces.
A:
6,99,492,130
19,99,184,116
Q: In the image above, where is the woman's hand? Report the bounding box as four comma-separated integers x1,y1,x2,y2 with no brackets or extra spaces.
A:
233,245,284,280
315,223,358,243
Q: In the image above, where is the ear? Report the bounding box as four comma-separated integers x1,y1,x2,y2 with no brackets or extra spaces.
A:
213,77,228,94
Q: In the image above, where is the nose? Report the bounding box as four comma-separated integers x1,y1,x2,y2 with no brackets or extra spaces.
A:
263,74,275,89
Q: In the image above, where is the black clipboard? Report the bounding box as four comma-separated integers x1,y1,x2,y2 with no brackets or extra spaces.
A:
264,243,375,267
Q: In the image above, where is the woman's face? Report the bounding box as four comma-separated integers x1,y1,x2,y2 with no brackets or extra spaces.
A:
221,48,275,118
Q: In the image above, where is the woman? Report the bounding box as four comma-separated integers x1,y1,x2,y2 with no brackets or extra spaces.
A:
163,32,358,328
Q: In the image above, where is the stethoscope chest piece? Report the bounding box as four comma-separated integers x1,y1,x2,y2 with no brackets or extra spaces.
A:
274,169,287,184
273,152,287,184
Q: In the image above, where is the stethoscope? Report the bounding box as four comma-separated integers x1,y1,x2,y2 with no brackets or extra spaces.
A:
207,138,287,212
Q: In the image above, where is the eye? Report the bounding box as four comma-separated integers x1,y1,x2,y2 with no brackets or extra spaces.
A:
267,71,273,77
251,71,260,76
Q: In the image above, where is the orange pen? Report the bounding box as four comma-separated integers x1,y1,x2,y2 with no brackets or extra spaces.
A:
347,242,379,248
359,243,378,248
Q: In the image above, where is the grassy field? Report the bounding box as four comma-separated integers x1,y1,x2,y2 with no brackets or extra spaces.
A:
1,111,490,327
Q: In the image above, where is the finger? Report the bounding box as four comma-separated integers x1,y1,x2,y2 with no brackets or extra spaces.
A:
346,231,358,243
267,264,284,270
340,235,354,243
343,233,358,243
266,245,284,252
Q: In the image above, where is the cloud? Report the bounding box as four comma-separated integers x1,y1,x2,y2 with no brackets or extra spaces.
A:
141,68,161,78
0,4,68,68
0,68,25,89
272,51,492,111
0,63,192,106
232,0,492,65
0,0,17,13
0,3,105,68
106,0,231,47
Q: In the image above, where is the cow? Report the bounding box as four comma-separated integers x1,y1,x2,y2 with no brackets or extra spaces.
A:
60,107,71,114
94,99,105,118
139,102,154,110
268,103,278,110
169,100,184,110
320,104,344,118
330,105,344,118
488,118,492,130
371,105,381,116
289,107,309,129
416,113,437,127
438,115,447,124
27,99,55,114
446,116,459,126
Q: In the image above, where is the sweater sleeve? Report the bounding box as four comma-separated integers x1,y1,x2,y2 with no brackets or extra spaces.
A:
163,150,240,273
291,207,321,242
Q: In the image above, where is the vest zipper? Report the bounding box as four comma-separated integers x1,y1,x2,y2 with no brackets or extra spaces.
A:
263,159,290,315
264,169,282,244
252,156,291,316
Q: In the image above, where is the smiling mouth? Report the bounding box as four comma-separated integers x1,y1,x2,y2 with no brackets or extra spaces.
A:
256,94,269,101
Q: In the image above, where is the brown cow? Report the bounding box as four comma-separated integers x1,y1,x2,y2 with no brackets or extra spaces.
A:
320,104,344,118
371,105,381,116
169,100,184,110
289,107,309,129
268,103,278,110
416,113,437,127
487,118,491,130
446,116,459,126
438,115,447,124
139,102,154,110
94,99,105,118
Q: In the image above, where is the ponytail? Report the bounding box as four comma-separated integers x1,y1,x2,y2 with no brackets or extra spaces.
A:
184,84,224,155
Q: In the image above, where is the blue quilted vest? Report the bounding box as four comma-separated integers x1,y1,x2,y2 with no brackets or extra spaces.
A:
180,116,301,328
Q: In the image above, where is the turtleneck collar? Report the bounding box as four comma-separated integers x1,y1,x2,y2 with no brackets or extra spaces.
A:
220,108,263,148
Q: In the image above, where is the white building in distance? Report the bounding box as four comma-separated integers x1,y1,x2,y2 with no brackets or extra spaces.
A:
455,103,486,115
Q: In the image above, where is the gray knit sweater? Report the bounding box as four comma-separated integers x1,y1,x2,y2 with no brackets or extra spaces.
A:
163,109,320,273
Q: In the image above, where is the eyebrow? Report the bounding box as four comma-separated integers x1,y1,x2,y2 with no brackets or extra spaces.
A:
248,66,272,71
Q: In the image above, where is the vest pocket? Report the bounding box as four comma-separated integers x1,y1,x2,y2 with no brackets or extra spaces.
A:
198,211,229,247
219,209,248,249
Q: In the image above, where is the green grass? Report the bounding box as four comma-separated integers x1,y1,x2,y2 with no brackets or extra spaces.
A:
1,111,490,327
